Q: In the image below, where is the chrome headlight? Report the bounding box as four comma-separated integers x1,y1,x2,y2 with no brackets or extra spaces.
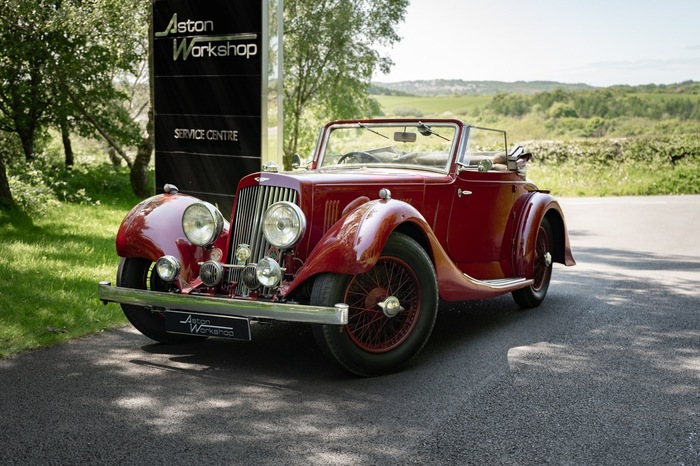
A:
262,201,306,249
182,202,224,247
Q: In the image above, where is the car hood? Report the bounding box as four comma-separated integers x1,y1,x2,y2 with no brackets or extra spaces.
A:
255,166,450,187
239,167,451,242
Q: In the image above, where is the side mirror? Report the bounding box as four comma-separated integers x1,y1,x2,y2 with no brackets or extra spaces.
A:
291,153,302,169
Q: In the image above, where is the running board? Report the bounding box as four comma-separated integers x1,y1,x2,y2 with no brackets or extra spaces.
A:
462,275,533,293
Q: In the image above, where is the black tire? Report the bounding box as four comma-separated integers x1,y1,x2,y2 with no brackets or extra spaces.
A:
117,257,206,344
311,232,438,376
512,217,553,309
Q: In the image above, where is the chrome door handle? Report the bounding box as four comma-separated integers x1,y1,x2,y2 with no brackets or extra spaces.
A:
457,189,472,198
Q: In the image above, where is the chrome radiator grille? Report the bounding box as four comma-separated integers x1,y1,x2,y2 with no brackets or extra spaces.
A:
226,185,298,294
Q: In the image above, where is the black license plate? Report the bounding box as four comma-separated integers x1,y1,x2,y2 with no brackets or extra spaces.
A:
165,310,251,341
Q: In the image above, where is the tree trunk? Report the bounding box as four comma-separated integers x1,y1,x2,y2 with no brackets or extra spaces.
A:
107,147,121,166
60,119,74,167
129,8,155,199
130,108,154,198
17,130,35,162
62,85,133,169
0,155,15,209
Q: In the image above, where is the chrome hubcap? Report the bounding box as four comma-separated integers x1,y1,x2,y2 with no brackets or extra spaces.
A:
544,251,552,267
378,296,404,318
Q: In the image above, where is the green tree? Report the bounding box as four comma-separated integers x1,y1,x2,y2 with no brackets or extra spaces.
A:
487,93,529,116
283,0,408,164
531,89,570,112
47,0,145,167
0,0,148,207
0,1,52,162
549,102,578,119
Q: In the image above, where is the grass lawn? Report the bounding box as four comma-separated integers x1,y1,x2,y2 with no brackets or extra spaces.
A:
0,200,130,357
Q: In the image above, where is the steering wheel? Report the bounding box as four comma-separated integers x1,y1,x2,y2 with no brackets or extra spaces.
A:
337,151,382,164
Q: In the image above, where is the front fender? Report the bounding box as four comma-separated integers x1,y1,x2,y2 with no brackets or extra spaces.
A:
116,192,199,261
514,192,576,278
115,193,230,280
282,199,430,296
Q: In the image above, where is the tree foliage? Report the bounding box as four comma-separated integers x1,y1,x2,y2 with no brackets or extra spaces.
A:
0,0,148,207
1,0,410,207
283,0,408,163
487,87,700,121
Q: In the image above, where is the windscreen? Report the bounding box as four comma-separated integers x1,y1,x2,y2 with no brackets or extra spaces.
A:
319,122,458,172
462,126,508,166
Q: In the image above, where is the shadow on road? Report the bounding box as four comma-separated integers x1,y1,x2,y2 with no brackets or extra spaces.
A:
1,242,698,464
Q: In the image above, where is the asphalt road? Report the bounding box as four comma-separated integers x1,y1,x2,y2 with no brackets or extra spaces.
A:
1,195,699,465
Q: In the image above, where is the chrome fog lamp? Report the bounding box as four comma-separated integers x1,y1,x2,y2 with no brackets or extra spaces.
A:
156,255,180,282
262,201,306,249
256,257,282,288
182,202,224,247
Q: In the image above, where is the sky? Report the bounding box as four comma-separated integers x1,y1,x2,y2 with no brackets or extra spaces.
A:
373,0,700,87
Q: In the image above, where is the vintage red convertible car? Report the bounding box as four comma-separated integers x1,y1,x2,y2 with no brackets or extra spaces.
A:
99,119,575,376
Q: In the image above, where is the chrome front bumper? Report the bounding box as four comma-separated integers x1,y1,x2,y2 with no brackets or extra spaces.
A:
98,281,348,325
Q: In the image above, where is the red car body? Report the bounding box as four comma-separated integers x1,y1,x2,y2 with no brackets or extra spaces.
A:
99,119,575,376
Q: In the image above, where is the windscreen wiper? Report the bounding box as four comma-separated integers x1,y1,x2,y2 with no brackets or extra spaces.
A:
358,122,389,140
418,121,450,141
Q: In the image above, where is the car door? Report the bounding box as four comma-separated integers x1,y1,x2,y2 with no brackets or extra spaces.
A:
444,126,520,280
446,169,518,280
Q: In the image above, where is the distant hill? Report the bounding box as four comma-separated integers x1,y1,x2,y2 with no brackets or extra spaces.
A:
371,79,700,97
370,79,595,96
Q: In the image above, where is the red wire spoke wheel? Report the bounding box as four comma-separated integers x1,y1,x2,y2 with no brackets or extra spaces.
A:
344,256,421,353
311,232,438,376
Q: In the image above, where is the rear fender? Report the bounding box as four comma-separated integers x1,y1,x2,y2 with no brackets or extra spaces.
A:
514,193,576,278
115,193,229,281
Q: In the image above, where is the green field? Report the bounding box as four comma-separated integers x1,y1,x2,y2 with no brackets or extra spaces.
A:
375,94,491,118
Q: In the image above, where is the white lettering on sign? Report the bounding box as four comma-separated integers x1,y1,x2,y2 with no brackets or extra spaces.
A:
179,314,236,337
155,14,214,36
155,13,258,62
173,38,258,61
174,128,239,142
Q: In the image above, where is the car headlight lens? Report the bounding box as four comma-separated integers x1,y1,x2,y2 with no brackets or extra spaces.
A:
262,201,306,249
182,202,224,247
256,257,282,288
156,255,180,282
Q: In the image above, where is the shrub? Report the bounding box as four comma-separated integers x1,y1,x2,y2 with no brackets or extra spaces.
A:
7,157,143,214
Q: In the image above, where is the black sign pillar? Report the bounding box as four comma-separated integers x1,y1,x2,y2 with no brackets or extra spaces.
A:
152,0,281,215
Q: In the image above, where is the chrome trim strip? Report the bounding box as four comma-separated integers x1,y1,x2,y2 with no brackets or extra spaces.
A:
98,282,348,325
461,276,534,291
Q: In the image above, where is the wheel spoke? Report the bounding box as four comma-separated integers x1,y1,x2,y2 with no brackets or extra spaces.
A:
344,256,421,353
532,225,550,290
